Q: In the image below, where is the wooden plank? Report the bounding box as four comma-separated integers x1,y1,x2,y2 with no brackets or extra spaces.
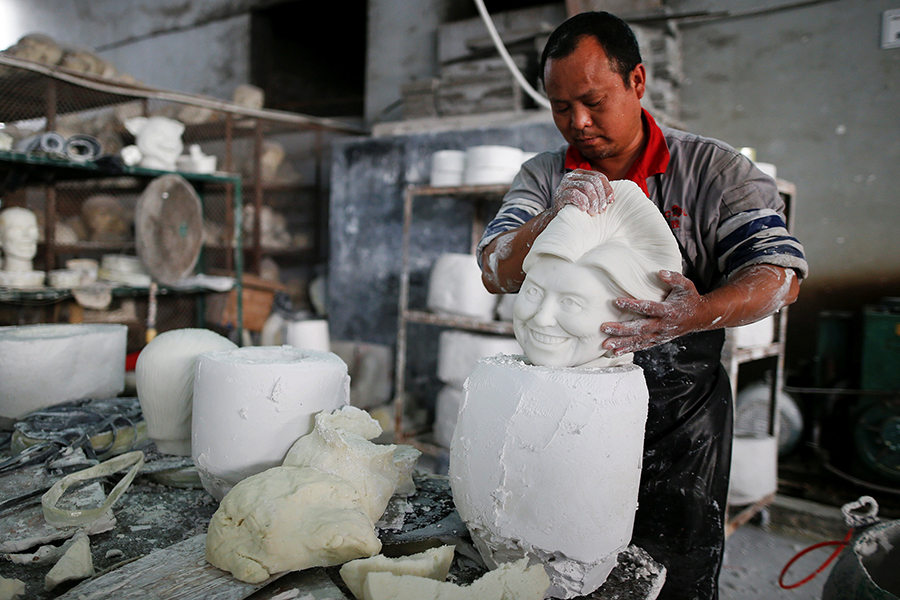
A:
56,534,283,600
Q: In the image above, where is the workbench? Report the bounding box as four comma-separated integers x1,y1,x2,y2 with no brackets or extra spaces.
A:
0,403,664,600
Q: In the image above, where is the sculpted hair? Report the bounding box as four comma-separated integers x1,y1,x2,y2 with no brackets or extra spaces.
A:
523,180,682,304
540,11,642,86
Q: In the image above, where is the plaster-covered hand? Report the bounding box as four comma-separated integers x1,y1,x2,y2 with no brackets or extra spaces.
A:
482,170,616,294
601,265,800,355
552,169,615,215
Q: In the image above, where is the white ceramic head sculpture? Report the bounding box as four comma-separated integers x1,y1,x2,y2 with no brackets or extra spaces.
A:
0,207,39,272
513,180,682,368
135,328,237,455
124,116,185,171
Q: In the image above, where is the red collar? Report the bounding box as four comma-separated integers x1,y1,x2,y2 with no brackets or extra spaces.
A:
563,108,669,196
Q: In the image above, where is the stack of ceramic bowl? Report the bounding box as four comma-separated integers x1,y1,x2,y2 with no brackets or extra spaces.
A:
47,269,83,288
463,145,523,186
65,258,99,286
99,254,152,287
0,270,44,289
430,150,466,187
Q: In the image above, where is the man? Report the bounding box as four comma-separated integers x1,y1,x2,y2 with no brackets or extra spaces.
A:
477,11,807,600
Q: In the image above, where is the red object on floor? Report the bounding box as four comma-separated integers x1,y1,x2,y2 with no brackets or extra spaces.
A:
125,350,141,372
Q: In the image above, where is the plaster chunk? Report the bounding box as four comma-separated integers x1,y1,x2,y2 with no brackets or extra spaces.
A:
283,406,420,521
340,545,456,599
44,533,94,591
0,576,25,600
361,558,549,600
205,466,381,583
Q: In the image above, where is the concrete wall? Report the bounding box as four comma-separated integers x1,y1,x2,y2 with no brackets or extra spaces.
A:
365,0,450,122
671,0,900,374
0,0,254,100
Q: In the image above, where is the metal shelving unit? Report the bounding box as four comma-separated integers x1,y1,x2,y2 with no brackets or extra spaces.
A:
0,150,245,340
723,178,797,536
0,54,365,340
393,182,510,452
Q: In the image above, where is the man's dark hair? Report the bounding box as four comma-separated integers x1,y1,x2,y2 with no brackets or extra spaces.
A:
540,11,642,86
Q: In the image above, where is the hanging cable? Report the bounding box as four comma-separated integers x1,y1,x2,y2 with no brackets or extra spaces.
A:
472,0,551,110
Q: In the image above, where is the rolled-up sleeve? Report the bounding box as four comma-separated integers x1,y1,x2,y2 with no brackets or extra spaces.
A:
716,207,808,279
475,151,562,267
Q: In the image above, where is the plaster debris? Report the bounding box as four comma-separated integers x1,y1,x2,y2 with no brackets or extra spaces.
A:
340,545,456,599
44,533,95,591
362,557,549,600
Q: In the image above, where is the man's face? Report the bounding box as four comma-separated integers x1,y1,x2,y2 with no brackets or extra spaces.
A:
544,36,645,167
513,256,623,368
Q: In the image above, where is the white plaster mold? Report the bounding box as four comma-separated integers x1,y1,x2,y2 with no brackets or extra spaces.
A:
449,356,649,598
427,252,498,320
136,328,237,456
191,346,350,500
0,324,127,420
437,329,521,387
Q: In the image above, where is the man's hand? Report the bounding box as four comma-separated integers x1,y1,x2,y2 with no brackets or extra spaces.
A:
600,265,800,356
552,169,615,215
600,270,705,355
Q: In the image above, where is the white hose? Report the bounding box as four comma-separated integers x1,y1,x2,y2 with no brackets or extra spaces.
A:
473,0,551,109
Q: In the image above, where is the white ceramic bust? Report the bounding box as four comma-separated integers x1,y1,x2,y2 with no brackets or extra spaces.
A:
122,116,185,171
513,180,682,368
0,207,39,272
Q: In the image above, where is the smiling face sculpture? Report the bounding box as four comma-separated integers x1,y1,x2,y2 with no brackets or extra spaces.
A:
513,180,682,368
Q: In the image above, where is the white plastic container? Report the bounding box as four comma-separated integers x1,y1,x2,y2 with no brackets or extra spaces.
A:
450,356,649,598
191,346,349,500
728,434,778,506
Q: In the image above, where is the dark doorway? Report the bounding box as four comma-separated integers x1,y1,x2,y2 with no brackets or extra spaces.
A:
250,1,367,117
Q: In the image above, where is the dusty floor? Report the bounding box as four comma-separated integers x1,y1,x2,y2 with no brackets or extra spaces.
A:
720,520,836,600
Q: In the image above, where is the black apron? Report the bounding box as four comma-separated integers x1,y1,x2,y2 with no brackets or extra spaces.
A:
630,329,733,600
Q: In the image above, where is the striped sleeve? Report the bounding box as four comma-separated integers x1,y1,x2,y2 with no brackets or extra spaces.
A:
476,197,547,263
716,208,808,279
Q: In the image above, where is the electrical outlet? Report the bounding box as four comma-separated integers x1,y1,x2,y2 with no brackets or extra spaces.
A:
883,9,900,49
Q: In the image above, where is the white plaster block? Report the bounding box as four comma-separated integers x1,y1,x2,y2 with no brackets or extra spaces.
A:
427,253,497,321
433,384,464,449
0,324,126,420
728,435,778,506
729,315,776,348
437,329,521,387
192,346,350,500
450,356,649,598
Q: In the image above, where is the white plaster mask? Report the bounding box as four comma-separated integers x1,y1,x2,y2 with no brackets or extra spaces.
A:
513,180,683,368
513,256,624,368
0,207,39,261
